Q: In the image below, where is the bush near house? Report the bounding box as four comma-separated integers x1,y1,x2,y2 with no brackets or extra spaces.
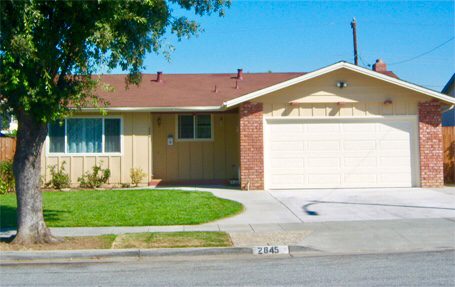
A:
0,161,14,194
47,162,70,190
78,163,111,188
130,168,146,187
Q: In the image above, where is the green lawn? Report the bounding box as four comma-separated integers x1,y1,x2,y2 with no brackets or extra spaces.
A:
0,189,243,228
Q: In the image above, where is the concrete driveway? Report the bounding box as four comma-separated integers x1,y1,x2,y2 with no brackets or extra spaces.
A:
205,187,455,225
268,187,455,222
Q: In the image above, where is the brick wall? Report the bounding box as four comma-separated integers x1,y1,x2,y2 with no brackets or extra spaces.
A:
418,100,444,187
239,102,264,190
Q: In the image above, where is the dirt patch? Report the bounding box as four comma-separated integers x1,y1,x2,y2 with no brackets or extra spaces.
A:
112,232,232,249
229,231,312,247
0,235,115,251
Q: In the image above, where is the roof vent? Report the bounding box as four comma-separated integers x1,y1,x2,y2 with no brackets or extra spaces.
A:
156,71,163,83
237,68,243,80
372,59,387,72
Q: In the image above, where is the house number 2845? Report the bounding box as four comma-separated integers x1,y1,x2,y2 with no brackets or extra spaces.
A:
253,246,289,255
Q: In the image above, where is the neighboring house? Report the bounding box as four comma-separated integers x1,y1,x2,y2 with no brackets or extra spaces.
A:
442,73,455,126
0,116,18,135
41,60,455,189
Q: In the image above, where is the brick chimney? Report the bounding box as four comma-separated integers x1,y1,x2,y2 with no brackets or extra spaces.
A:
237,68,243,80
372,59,387,72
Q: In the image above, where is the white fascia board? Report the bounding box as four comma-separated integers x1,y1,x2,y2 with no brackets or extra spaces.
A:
223,62,455,107
343,63,455,104
79,106,224,112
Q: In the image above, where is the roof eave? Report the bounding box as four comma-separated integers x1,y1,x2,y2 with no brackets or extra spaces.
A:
78,106,225,112
224,62,455,107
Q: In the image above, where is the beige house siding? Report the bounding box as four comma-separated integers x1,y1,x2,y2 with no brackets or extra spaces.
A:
152,113,240,181
41,112,152,186
255,69,431,117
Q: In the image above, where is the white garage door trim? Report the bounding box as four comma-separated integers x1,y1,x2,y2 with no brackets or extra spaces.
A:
264,116,420,190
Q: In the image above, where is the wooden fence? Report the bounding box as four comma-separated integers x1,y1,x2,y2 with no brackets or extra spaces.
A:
0,137,16,162
443,127,455,184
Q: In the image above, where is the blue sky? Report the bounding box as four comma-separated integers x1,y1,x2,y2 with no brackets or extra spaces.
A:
118,1,454,91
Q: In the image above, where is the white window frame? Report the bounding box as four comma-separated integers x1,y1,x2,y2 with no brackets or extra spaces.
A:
175,114,214,142
47,115,123,156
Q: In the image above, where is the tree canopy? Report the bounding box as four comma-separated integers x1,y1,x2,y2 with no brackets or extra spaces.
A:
1,0,229,122
0,0,230,244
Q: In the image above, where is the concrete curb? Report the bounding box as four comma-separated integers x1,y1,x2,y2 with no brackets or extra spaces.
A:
0,245,322,263
0,247,255,262
1,246,452,264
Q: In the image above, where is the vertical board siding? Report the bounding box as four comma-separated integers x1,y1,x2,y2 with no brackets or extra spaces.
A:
263,102,419,118
0,137,16,161
42,112,152,186
152,113,240,181
443,127,455,183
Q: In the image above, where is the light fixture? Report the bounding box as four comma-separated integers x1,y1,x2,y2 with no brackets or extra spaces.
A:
336,81,348,89
157,117,161,126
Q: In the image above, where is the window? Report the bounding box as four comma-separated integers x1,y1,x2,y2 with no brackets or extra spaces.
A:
48,122,65,153
177,114,212,140
105,119,121,152
48,118,121,154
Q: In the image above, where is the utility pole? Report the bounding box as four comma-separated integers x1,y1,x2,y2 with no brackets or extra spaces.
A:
351,18,359,65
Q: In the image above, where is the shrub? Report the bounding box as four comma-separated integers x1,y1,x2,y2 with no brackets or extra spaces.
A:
130,168,146,187
78,162,111,188
47,161,70,190
0,160,15,194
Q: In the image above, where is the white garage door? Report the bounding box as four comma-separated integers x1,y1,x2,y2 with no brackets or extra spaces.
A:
265,117,419,189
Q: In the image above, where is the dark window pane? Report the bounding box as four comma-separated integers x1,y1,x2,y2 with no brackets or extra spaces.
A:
49,122,65,153
105,119,121,152
178,115,194,139
196,115,211,139
67,119,102,153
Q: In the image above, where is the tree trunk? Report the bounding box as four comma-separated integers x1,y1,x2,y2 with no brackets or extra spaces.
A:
12,112,60,244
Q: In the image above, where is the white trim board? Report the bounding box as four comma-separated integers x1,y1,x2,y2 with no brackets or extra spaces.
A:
223,62,455,108
80,106,223,113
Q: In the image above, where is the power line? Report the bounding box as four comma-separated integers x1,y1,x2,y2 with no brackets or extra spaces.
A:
389,37,454,66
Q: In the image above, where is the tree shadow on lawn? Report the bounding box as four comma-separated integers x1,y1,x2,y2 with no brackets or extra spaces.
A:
0,205,67,229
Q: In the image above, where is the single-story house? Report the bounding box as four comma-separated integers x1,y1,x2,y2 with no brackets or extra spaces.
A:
442,73,455,126
41,60,455,190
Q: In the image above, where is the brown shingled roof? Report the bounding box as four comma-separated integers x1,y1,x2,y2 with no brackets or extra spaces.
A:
96,73,305,108
94,69,399,108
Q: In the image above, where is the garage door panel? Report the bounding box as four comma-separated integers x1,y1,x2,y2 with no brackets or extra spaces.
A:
270,141,304,151
342,123,377,132
344,156,377,167
307,157,340,168
343,140,376,151
269,158,304,169
379,140,410,150
307,124,341,133
344,174,377,184
266,117,418,189
269,124,303,133
379,173,412,184
308,174,341,185
270,168,307,175
379,121,413,131
379,156,411,167
308,141,340,151
271,174,305,185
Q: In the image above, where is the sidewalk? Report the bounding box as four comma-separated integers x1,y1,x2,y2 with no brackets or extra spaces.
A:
1,218,454,258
